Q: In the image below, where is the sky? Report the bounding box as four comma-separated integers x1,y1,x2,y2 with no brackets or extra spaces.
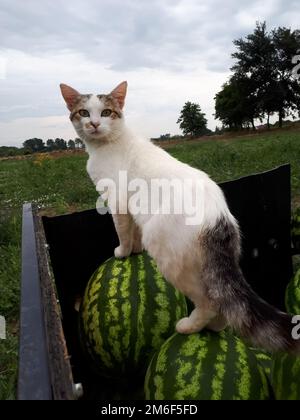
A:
0,0,299,147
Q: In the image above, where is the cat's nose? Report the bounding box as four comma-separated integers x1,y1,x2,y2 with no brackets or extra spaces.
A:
91,121,100,128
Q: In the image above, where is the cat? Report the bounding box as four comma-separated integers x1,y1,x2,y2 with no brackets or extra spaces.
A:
60,81,299,354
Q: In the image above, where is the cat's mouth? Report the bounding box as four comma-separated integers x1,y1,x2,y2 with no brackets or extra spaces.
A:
84,126,107,139
87,128,101,136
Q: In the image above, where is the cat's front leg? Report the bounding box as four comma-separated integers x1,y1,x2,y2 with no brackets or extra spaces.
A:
112,213,134,258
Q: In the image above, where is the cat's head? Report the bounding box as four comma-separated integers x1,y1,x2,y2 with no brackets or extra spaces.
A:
60,81,127,143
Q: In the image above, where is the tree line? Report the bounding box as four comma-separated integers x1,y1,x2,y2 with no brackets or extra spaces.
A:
0,137,85,157
23,137,85,153
175,22,300,137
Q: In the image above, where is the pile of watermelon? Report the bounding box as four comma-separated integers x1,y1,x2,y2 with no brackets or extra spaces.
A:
79,251,300,400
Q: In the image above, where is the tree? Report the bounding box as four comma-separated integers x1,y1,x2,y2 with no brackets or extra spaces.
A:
231,21,300,128
23,138,45,153
215,76,259,130
271,26,300,126
177,102,208,137
0,146,24,157
215,82,241,129
68,139,76,149
54,138,67,150
75,137,84,149
46,139,55,151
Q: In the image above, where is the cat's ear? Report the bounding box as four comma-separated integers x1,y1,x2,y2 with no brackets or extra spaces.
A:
110,81,127,109
60,84,80,110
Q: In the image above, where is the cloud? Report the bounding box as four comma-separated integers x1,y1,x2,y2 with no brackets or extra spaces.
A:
234,0,281,30
0,0,299,146
1,0,293,73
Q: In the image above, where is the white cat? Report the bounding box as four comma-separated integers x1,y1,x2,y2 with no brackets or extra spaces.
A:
60,81,299,354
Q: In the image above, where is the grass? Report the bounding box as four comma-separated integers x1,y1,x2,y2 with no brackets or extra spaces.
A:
167,131,300,207
0,129,300,399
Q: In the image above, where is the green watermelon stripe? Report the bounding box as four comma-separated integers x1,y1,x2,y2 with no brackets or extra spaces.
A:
221,331,238,399
105,258,124,363
211,332,228,400
89,260,115,364
175,359,193,395
257,365,270,400
164,333,192,399
253,350,272,378
120,258,131,357
141,253,157,363
145,333,174,400
84,263,107,343
96,257,120,368
160,334,185,399
142,253,170,358
150,259,172,348
85,265,103,303
153,334,171,400
256,352,271,362
175,334,210,399
234,338,252,400
134,254,147,363
85,261,113,369
144,330,175,400
128,253,139,368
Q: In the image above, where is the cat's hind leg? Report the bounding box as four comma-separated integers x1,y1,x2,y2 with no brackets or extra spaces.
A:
176,306,218,334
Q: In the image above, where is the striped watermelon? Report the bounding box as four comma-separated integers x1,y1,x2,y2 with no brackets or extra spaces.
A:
144,331,271,400
271,353,300,400
79,251,188,378
285,268,300,315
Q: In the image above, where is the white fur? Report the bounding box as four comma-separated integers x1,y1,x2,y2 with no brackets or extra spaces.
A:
84,123,236,229
71,95,237,263
69,92,238,334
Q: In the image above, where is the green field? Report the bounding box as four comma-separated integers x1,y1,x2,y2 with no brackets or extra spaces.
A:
0,129,300,399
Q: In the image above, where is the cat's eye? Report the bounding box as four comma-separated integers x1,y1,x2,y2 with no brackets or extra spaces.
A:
101,109,112,117
78,109,90,118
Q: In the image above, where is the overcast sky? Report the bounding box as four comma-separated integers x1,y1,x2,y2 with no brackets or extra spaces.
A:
0,0,299,146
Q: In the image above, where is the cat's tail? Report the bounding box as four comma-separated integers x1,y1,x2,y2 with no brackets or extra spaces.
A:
219,273,300,354
203,216,300,354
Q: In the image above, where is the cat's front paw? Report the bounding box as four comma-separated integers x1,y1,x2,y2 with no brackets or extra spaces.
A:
114,245,131,259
